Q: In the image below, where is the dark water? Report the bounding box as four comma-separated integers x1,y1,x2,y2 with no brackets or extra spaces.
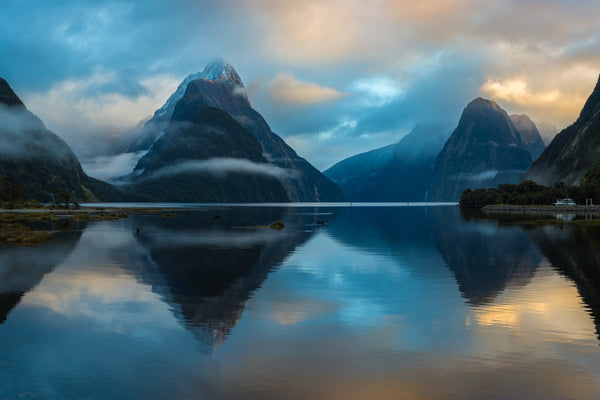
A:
1,205,600,399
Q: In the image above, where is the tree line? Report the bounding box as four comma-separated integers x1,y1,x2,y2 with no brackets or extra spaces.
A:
459,180,600,208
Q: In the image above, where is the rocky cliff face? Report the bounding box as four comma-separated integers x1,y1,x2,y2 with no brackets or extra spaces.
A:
524,74,600,186
127,59,344,202
510,114,546,159
430,98,534,201
324,124,451,201
0,78,122,202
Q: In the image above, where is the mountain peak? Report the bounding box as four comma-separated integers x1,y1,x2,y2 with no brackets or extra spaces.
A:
199,58,244,87
0,77,24,107
466,97,502,112
150,59,244,122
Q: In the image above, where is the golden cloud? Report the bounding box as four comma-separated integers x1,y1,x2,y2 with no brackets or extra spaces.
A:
268,73,346,105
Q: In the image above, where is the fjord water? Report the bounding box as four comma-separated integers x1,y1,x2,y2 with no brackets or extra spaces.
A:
1,205,600,399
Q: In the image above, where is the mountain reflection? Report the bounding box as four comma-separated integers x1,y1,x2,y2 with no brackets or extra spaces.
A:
525,223,600,343
435,208,542,305
0,228,84,323
131,207,324,349
328,206,542,306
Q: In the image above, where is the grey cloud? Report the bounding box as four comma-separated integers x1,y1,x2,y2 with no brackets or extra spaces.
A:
81,151,148,182
140,158,296,181
0,105,73,159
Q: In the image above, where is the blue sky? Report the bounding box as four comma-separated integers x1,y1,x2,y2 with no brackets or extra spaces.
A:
2,0,600,170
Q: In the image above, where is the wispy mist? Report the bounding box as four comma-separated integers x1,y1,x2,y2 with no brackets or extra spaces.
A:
141,158,296,181
82,151,148,182
0,105,73,159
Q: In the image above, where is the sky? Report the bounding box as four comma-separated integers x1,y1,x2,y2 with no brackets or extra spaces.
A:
2,0,600,172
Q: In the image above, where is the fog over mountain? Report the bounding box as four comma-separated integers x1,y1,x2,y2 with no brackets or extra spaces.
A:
120,59,344,202
0,78,124,202
324,124,452,201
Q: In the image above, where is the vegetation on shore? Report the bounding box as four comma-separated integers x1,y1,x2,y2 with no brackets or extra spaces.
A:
459,180,600,208
0,223,54,245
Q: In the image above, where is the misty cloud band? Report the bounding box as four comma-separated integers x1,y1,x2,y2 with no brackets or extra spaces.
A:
141,158,297,181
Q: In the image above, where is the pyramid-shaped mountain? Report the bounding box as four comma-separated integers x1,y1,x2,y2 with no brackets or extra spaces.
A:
126,97,289,202
324,124,451,201
430,98,538,201
127,59,344,202
524,74,600,186
0,78,123,202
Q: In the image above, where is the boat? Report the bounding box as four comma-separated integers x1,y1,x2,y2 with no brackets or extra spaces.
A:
554,198,576,206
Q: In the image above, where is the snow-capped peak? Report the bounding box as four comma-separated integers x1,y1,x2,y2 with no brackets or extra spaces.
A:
199,58,244,87
152,58,244,120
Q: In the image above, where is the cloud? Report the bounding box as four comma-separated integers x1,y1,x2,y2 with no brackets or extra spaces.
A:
141,158,296,181
0,105,73,159
479,64,599,127
267,73,346,105
351,77,404,107
3,0,600,169
81,151,148,182
22,74,179,158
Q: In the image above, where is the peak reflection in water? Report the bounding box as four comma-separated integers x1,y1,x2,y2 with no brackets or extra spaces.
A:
130,207,324,348
434,208,542,305
328,206,542,306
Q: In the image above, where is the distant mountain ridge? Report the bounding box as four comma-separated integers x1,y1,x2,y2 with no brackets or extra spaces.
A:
126,59,344,202
324,124,452,201
524,74,600,186
430,97,541,201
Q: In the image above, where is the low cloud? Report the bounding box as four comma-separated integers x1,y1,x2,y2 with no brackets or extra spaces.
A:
81,151,148,182
142,158,296,180
22,73,178,158
0,105,73,159
351,76,404,107
267,73,346,105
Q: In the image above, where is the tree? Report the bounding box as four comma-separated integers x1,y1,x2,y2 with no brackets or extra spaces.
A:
0,176,26,204
56,190,72,208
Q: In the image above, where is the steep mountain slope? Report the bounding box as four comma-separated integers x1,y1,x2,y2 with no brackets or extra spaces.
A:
126,86,289,202
324,124,451,201
430,98,534,201
128,59,344,202
510,114,546,159
524,74,600,186
0,78,123,202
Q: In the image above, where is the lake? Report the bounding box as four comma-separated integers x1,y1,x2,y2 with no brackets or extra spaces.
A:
1,204,600,399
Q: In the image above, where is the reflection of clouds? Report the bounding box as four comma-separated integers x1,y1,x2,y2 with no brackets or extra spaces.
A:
20,223,180,335
143,228,291,248
469,270,595,344
288,231,408,277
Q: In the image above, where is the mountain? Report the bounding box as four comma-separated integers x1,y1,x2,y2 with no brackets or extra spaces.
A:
126,102,289,202
430,97,535,201
510,114,546,159
324,124,451,201
524,74,600,186
127,59,344,202
0,78,124,202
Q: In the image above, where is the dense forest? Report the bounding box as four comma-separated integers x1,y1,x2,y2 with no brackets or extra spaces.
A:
460,180,600,207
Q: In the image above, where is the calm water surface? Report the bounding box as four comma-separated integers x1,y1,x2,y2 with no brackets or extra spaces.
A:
1,205,600,399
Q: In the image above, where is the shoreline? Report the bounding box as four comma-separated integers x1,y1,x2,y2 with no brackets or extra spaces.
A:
482,204,600,214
